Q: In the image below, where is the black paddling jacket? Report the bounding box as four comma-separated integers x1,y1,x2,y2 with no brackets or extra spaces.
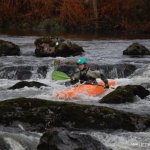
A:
71,67,108,85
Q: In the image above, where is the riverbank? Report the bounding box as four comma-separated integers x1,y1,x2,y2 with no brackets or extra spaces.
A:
0,28,150,41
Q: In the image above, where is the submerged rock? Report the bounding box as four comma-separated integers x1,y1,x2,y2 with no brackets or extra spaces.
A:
141,83,150,89
123,42,150,55
0,39,20,56
0,66,48,80
34,36,84,57
1,98,150,132
0,66,32,80
8,81,48,89
100,85,150,104
0,137,10,150
16,69,32,80
37,128,111,150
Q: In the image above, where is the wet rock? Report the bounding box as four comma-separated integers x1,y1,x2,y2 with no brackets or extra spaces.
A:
89,64,136,78
8,81,48,90
56,64,76,76
1,98,150,132
16,69,32,80
0,39,20,56
123,42,150,55
141,83,150,89
0,66,32,80
131,85,150,99
100,85,150,104
37,128,111,150
37,66,48,78
34,36,84,57
0,66,48,80
0,137,10,150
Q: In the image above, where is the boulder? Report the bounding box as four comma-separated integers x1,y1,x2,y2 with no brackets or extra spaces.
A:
141,83,150,89
0,137,10,150
1,98,150,132
0,39,20,56
0,66,32,80
37,128,111,150
37,66,48,78
123,42,150,55
131,85,150,99
0,66,48,80
16,69,32,80
100,85,150,104
8,81,48,90
34,36,84,57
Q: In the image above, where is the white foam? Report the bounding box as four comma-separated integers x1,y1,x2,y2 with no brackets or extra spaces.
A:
91,130,150,150
5,137,25,150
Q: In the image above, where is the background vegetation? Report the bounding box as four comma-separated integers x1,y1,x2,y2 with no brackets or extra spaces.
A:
0,0,149,33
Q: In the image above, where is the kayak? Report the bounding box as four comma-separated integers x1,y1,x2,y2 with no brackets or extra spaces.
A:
56,79,116,99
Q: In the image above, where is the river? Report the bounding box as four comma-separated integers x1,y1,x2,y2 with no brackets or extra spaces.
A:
0,31,150,150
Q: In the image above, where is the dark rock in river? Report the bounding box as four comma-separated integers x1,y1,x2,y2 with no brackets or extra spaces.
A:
0,66,32,80
131,85,150,99
55,64,76,76
0,66,48,80
0,137,10,150
37,128,111,150
16,69,32,80
8,81,48,89
34,36,84,57
141,83,150,89
0,39,20,56
123,42,150,55
1,98,150,132
37,66,48,78
100,85,150,104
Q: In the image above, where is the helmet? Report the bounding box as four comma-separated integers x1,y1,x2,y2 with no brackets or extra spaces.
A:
76,58,87,65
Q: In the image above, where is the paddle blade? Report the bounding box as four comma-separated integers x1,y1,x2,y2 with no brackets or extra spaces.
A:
52,71,70,80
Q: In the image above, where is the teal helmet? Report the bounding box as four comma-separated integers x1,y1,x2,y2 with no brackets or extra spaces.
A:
76,58,87,65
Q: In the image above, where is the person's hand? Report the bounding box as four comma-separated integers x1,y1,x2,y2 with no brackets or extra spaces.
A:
65,81,72,86
70,78,78,85
105,83,109,88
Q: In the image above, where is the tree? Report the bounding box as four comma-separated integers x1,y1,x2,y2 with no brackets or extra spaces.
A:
92,0,98,30
59,0,88,29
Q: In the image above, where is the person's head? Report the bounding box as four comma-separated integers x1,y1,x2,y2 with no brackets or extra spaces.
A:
76,58,87,71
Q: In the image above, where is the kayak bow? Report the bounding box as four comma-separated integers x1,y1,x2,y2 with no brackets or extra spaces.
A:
56,79,116,99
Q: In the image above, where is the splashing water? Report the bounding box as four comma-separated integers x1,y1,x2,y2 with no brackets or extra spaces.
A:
0,34,150,150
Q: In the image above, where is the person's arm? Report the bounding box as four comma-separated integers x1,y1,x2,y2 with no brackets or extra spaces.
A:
88,70,109,88
86,70,98,78
65,72,79,86
99,73,109,88
70,72,80,84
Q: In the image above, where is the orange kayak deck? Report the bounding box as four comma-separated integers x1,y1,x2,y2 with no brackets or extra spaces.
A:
56,79,116,99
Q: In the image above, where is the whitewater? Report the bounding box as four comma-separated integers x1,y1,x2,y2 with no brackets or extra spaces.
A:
0,33,150,150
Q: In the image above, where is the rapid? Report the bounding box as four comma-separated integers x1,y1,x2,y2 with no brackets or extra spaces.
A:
0,32,150,150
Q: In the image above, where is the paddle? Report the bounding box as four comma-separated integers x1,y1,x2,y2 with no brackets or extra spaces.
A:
52,71,70,80
52,71,115,89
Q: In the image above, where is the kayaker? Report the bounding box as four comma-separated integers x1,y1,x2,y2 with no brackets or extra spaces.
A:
69,58,109,88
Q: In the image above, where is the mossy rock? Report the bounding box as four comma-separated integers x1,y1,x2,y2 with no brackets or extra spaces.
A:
34,36,84,57
0,98,150,132
100,85,150,104
123,42,150,55
34,36,59,46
